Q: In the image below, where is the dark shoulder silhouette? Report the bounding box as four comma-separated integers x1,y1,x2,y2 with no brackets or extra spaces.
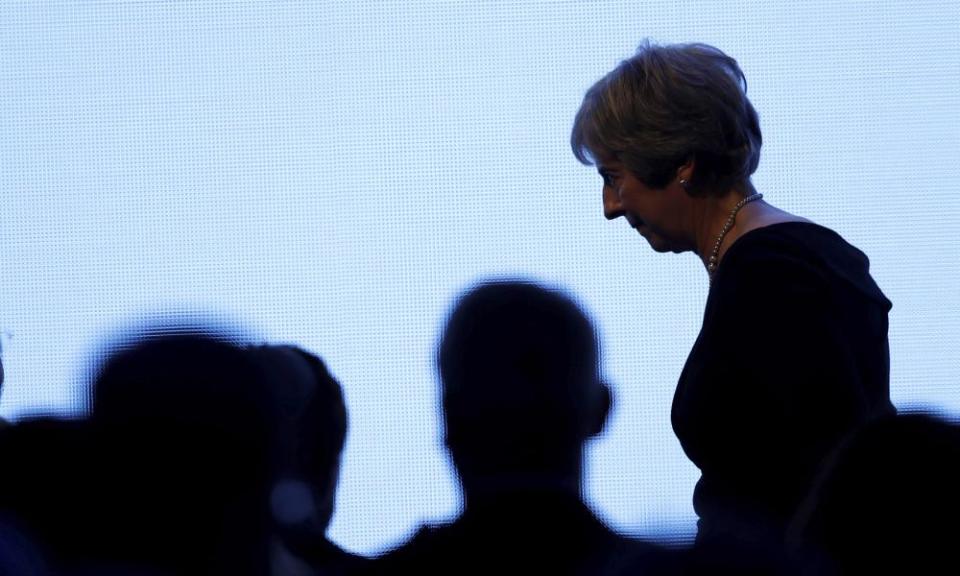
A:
789,412,960,575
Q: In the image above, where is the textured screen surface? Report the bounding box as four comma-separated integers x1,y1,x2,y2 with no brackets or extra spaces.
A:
2,1,958,554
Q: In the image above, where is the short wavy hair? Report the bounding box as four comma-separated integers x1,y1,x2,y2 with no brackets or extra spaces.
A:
571,41,762,195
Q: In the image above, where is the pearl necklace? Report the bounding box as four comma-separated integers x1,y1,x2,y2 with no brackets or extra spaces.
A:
706,192,763,282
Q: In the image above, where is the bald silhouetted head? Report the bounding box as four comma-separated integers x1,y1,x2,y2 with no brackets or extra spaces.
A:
438,280,610,495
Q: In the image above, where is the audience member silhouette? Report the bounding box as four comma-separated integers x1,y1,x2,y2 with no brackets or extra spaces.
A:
370,280,678,576
247,344,365,576
0,330,370,575
788,412,960,575
0,417,90,575
15,310,952,576
0,516,49,576
86,329,276,576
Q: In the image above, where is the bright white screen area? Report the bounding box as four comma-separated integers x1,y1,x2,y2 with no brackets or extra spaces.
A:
2,1,958,554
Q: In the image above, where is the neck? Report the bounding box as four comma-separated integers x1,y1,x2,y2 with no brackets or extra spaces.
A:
462,473,581,510
691,184,758,272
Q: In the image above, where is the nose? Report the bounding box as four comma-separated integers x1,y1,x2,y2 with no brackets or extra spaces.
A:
602,186,624,221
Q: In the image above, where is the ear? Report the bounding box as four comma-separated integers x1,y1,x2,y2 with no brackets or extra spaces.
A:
587,381,612,438
676,157,695,185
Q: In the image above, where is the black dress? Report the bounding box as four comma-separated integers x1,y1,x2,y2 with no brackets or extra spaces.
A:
672,222,896,543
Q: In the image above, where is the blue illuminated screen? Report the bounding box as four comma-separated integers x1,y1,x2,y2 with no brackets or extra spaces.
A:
1,1,958,554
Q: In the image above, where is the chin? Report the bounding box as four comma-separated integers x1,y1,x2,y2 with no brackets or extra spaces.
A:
642,233,689,254
645,238,677,253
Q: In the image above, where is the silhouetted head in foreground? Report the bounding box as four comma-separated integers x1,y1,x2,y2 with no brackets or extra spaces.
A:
369,281,679,576
291,347,348,530
247,344,363,575
248,344,347,534
90,329,274,576
438,280,611,501
790,412,960,575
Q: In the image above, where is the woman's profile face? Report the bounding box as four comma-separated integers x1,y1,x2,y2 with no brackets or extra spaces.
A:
596,155,693,254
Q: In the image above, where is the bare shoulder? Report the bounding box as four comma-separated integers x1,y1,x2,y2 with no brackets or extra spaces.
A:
738,200,812,235
717,198,816,265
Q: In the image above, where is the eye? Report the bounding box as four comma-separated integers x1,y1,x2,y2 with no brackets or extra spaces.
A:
600,171,616,188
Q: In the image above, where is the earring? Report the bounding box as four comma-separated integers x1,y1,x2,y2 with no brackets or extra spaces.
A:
679,178,690,189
